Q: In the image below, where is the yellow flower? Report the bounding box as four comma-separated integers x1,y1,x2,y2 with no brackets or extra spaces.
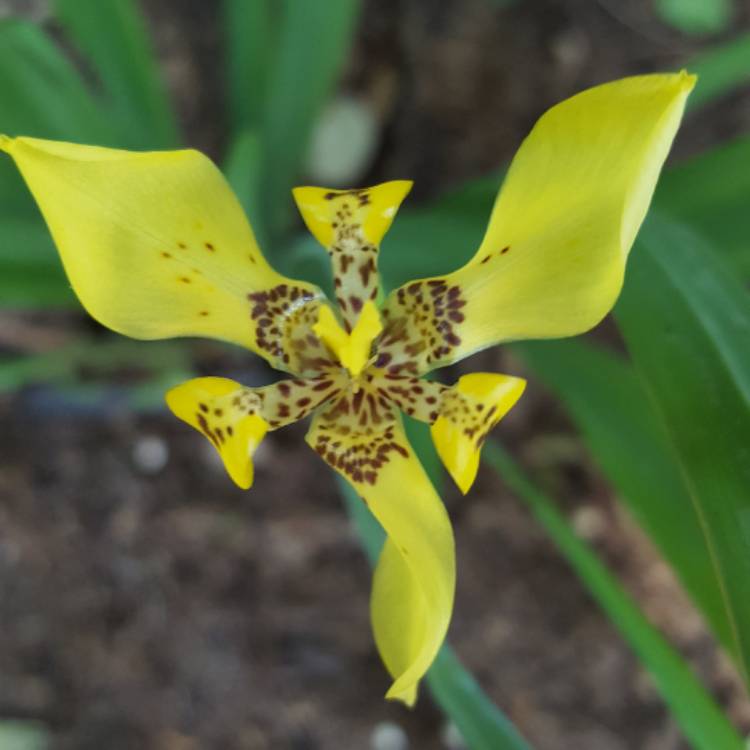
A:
0,72,694,705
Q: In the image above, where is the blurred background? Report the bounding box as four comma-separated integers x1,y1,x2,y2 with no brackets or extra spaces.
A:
1,1,749,749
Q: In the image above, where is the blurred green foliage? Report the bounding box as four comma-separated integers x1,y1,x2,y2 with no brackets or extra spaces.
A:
656,0,733,36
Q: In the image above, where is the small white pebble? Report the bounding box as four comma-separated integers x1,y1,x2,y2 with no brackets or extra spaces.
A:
571,504,606,540
132,435,169,474
306,96,379,186
370,721,409,750
441,721,467,750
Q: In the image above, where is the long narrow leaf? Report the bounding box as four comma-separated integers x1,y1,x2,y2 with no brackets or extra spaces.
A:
259,0,359,242
0,20,116,144
513,338,736,659
484,443,744,750
615,215,750,688
222,130,268,248
54,0,179,148
224,0,273,135
656,135,750,275
686,31,750,112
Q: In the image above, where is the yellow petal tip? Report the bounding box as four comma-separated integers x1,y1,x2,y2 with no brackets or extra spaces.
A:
292,181,412,248
431,373,526,494
313,301,382,377
385,682,418,708
165,377,269,491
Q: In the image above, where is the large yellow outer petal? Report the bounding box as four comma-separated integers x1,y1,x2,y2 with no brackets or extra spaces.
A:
0,136,326,374
306,409,455,705
378,73,695,374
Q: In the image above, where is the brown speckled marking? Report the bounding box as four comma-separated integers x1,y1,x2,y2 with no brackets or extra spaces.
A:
187,372,344,451
376,278,468,374
314,190,381,331
438,387,504,448
369,374,447,424
311,402,409,485
247,283,335,375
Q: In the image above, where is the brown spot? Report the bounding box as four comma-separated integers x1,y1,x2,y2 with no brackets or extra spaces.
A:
178,242,187,250
179,276,191,284
199,310,210,317
161,251,172,259
500,245,510,254
204,242,215,252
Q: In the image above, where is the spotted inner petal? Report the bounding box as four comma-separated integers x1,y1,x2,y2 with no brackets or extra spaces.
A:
248,286,337,376
430,372,526,493
166,372,345,487
293,181,412,331
377,278,469,376
368,374,448,423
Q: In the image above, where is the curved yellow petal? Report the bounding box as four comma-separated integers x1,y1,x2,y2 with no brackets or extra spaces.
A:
0,136,329,375
306,401,455,704
166,377,269,490
166,372,344,488
431,373,526,494
293,181,411,329
313,300,382,377
378,73,695,374
293,181,412,249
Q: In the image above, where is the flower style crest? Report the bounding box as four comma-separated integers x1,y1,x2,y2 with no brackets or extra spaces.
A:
0,72,695,705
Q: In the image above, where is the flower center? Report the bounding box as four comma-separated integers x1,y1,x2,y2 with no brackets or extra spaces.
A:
312,301,382,378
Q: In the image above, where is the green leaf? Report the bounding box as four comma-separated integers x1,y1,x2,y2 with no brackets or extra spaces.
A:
258,0,359,242
224,0,274,135
54,0,180,148
0,722,48,750
484,443,744,750
686,31,750,111
380,174,501,290
222,129,268,248
656,135,750,275
340,476,533,750
0,338,192,392
0,19,116,144
655,0,733,36
514,338,737,660
615,215,750,688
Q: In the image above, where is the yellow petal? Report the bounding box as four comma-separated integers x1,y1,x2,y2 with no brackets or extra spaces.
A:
313,300,383,377
166,377,269,490
293,181,412,248
166,372,344,488
431,373,526,494
0,136,328,375
306,402,455,704
378,73,695,374
293,181,411,329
